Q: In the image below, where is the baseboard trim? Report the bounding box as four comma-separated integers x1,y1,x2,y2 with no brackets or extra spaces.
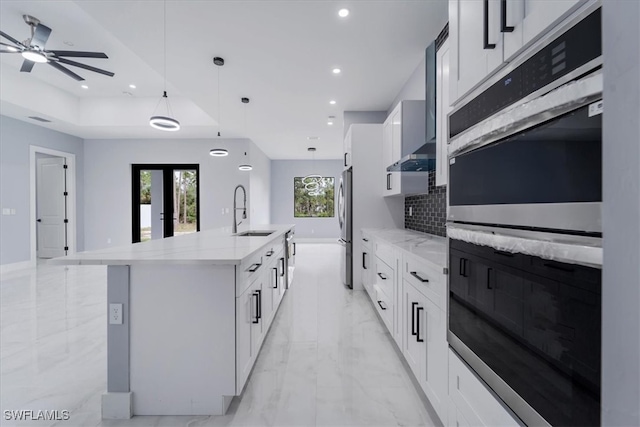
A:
295,238,339,244
0,260,35,275
102,391,133,419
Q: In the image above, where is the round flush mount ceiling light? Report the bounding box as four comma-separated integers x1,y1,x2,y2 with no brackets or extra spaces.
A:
21,50,47,63
332,68,341,74
129,84,137,89
209,148,228,157
238,165,253,171
329,100,336,105
81,84,88,89
149,115,181,131
338,8,350,18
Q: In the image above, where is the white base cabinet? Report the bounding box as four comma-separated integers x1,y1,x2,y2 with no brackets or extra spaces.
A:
448,349,523,427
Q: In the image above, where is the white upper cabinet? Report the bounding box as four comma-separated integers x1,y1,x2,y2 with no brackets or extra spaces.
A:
436,37,452,187
503,0,582,60
450,0,584,105
343,127,353,170
382,101,429,197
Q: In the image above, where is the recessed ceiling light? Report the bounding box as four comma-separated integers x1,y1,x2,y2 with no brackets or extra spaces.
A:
338,8,350,18
81,84,89,89
307,136,320,140
329,100,336,105
129,84,137,89
332,68,341,74
328,121,334,126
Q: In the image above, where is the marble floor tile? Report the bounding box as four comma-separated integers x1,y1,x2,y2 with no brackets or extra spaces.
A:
1,245,439,427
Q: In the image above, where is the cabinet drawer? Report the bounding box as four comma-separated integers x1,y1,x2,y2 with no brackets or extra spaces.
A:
361,231,373,251
374,257,394,301
237,252,266,296
449,349,522,427
402,253,446,309
373,285,393,333
375,241,396,269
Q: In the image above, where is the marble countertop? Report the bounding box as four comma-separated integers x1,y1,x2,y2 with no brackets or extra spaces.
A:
361,228,447,271
49,224,294,266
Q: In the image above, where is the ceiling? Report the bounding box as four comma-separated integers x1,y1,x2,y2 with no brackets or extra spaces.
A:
0,0,447,160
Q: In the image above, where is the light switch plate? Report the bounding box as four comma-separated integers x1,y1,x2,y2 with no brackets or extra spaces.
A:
109,303,123,325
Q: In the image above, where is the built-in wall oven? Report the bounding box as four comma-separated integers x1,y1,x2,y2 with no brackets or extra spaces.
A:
447,3,602,426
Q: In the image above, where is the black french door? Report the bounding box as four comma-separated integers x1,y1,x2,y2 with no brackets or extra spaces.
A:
132,164,200,243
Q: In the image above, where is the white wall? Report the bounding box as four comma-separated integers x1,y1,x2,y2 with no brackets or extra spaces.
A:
83,138,270,250
270,160,342,239
342,111,387,138
602,1,640,425
388,56,426,115
0,116,85,265
249,144,271,226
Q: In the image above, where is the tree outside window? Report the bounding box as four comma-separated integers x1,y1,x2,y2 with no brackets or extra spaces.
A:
294,177,335,217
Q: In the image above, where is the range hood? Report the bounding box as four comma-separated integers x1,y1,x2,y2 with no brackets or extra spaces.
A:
387,25,447,173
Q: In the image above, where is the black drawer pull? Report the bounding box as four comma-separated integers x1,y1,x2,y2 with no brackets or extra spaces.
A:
416,307,424,343
543,262,575,273
363,238,369,242
377,300,387,310
280,258,285,277
411,302,418,336
410,271,429,283
256,290,262,319
500,0,514,32
247,263,262,272
377,272,387,280
252,292,259,323
386,173,391,190
483,0,496,49
272,267,278,288
363,252,368,269
344,152,348,167
494,250,514,258
266,250,274,257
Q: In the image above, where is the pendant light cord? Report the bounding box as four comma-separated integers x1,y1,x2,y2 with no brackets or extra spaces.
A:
218,65,221,133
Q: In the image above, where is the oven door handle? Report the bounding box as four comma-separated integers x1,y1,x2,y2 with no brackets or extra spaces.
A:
487,267,493,290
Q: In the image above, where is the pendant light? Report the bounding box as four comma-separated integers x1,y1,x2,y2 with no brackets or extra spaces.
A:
238,97,252,171
302,147,322,196
209,57,228,156
149,1,180,131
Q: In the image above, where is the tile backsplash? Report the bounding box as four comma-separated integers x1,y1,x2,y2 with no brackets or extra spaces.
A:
404,171,446,237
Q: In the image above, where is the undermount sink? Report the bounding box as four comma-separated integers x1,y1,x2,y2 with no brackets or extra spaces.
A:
236,230,275,237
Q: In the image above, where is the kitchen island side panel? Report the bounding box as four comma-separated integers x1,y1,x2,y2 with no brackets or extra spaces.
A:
129,264,236,415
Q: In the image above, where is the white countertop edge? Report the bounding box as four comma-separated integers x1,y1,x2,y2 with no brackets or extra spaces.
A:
49,224,295,266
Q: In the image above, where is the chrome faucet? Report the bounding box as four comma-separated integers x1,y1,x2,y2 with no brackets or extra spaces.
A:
233,184,247,234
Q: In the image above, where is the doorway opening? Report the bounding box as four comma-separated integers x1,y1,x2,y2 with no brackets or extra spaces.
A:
29,146,77,262
131,164,200,243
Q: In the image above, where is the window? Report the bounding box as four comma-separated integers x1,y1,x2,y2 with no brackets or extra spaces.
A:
294,177,335,218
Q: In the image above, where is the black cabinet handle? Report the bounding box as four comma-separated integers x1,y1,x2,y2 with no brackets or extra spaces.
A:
416,307,424,342
363,238,369,242
363,252,368,269
292,242,296,256
500,0,514,32
377,272,387,280
483,0,496,49
256,290,262,319
411,302,418,336
543,262,575,273
279,257,285,277
252,292,259,323
494,250,514,258
460,258,468,278
377,300,387,310
386,173,391,190
410,271,429,283
273,267,278,288
247,263,262,272
487,267,493,290
266,250,274,257
344,153,348,167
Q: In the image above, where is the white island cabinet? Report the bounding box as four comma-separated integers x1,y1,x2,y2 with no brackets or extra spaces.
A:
50,225,294,419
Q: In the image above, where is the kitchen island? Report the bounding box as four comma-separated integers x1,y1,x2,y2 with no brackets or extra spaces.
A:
50,224,295,419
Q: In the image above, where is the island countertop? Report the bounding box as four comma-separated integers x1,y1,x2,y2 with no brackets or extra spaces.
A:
49,224,295,266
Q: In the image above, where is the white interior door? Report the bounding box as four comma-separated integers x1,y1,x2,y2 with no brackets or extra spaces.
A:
36,157,66,258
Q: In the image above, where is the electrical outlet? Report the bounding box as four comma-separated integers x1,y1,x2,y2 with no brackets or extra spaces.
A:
225,208,230,214
221,208,225,214
109,303,123,325
10,209,16,215
1,208,9,215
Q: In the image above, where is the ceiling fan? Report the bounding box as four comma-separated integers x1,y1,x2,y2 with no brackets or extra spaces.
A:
0,14,114,81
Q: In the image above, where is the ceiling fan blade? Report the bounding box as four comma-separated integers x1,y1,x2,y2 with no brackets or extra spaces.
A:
31,23,52,49
49,50,108,59
48,61,84,81
57,57,114,77
20,60,35,72
0,31,25,48
1,41,22,50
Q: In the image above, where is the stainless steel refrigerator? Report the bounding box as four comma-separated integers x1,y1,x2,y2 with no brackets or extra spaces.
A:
338,167,352,288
